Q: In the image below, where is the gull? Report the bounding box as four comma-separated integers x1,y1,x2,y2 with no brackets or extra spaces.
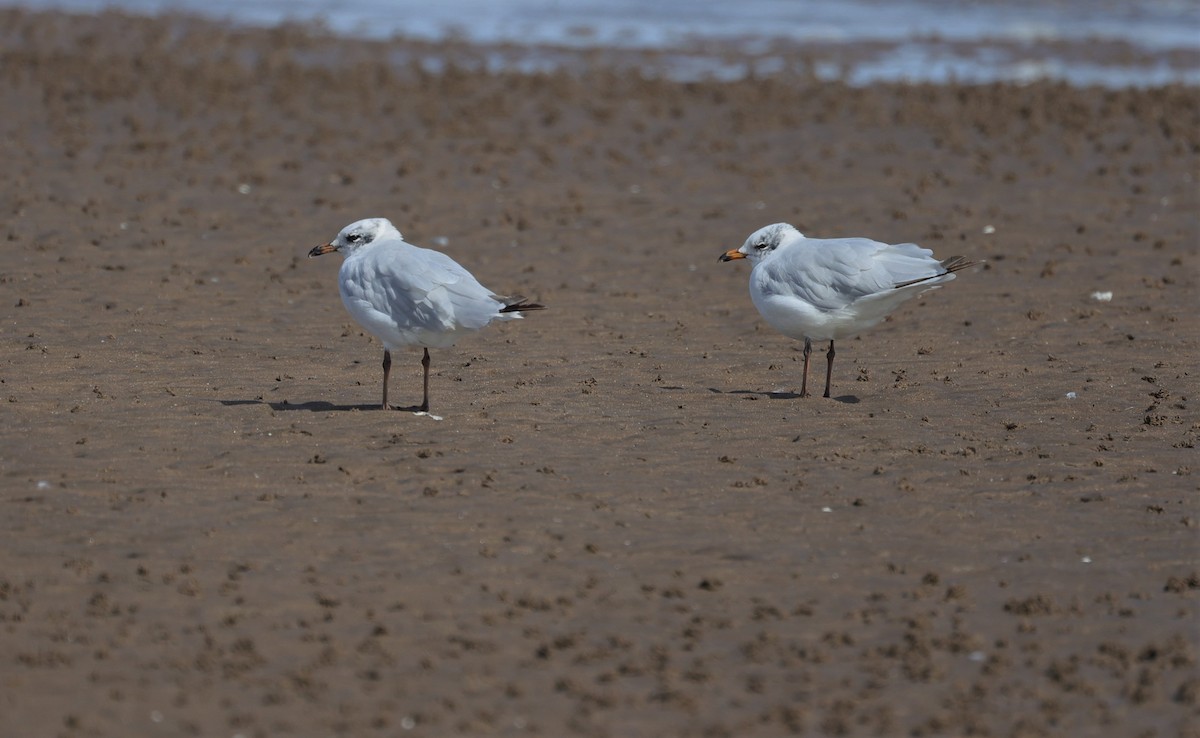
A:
720,223,976,398
308,218,543,415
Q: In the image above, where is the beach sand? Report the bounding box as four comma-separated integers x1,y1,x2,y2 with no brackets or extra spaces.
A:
1,9,1197,737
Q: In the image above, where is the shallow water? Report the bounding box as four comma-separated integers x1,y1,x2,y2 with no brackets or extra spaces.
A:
7,0,1199,85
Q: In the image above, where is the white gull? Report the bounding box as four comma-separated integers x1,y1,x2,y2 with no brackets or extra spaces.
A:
720,223,976,398
309,217,543,415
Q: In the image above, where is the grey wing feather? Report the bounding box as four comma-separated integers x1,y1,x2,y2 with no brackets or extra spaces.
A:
777,238,896,310
770,238,955,311
412,246,511,329
369,244,504,331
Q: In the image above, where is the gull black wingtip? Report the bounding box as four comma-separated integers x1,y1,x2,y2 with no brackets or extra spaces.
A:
498,297,546,314
938,255,981,274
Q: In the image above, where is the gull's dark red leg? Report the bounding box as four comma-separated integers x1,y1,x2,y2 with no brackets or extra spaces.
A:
381,349,392,410
824,340,835,399
800,337,812,398
419,348,431,413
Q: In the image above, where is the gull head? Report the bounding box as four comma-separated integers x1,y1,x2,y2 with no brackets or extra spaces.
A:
719,223,802,264
308,218,402,258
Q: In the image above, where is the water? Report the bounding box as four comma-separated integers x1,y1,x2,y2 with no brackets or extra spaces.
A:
6,0,1199,86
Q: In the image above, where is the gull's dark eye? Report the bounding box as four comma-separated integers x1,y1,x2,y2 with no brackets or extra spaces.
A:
755,241,768,250
347,233,363,243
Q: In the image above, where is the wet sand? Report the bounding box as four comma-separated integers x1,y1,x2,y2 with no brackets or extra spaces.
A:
1,9,1197,737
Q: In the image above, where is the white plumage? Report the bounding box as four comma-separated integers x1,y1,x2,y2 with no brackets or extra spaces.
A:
721,222,975,398
309,218,543,413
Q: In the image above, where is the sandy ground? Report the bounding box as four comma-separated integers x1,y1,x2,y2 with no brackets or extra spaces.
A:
1,9,1197,737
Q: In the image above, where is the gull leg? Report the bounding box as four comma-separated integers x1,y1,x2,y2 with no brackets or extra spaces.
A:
420,348,431,413
824,340,835,399
800,337,812,398
381,350,392,410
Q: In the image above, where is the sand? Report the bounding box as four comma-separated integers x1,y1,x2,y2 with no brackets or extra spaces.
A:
1,9,1197,737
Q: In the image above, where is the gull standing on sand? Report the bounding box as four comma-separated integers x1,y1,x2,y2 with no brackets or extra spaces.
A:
308,218,544,416
720,223,976,398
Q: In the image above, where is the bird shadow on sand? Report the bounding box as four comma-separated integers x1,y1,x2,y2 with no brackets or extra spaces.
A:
220,399,411,412
705,388,860,404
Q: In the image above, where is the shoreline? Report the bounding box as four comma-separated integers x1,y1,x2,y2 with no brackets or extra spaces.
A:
3,6,1198,87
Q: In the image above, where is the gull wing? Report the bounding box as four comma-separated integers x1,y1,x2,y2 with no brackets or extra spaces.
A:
761,237,952,312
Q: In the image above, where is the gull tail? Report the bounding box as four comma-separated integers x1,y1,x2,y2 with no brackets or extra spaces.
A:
938,255,979,274
498,296,546,314
893,256,981,289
